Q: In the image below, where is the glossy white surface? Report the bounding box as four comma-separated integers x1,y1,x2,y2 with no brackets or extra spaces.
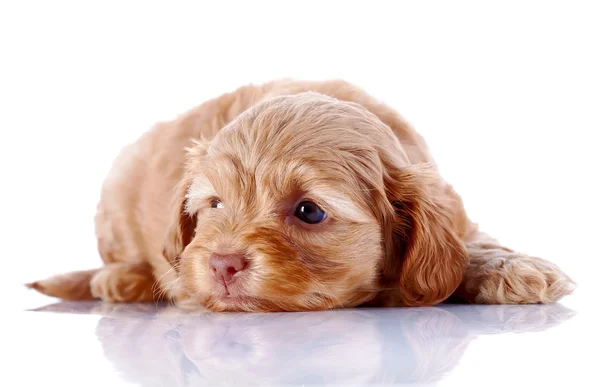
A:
7,293,596,387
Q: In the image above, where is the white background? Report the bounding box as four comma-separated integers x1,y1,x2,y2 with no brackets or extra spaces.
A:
1,1,599,307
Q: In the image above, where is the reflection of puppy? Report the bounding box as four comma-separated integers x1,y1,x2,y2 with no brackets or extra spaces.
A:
177,312,385,386
33,302,575,385
28,79,575,311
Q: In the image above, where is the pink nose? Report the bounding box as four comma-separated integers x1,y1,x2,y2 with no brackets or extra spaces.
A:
209,252,247,284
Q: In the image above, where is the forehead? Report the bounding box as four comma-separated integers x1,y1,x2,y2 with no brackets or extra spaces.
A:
192,150,372,222
199,150,356,195
186,113,383,222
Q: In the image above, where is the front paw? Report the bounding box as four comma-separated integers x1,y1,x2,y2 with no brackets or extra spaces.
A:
90,263,155,303
464,254,576,304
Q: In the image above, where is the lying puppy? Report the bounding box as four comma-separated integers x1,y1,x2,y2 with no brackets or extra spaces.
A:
28,79,575,311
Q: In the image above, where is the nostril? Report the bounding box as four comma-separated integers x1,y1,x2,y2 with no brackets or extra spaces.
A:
231,257,248,272
226,266,238,276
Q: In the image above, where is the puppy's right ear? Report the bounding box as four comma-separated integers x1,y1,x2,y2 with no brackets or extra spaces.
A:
162,138,210,268
162,180,196,268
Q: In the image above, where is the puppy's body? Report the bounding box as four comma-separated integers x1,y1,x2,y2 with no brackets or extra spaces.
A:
29,80,575,311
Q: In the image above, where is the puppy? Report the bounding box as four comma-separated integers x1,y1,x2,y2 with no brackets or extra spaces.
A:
27,79,576,311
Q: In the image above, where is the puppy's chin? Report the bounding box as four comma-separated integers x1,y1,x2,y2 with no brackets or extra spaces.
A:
192,286,379,312
201,295,357,313
193,282,336,312
203,294,303,313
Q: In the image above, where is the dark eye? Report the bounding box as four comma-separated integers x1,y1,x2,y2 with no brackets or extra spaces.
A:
210,198,224,209
294,201,326,224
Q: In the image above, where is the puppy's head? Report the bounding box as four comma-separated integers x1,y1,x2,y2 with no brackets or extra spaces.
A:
163,93,468,311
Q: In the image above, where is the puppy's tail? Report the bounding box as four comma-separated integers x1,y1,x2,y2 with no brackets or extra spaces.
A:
26,269,100,300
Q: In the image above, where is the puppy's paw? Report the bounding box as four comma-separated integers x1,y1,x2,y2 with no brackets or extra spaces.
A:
90,263,156,303
462,253,576,304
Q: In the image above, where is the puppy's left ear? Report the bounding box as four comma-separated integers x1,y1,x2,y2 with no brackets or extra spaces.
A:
380,156,469,306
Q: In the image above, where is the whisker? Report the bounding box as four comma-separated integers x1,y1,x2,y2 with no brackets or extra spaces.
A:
152,266,177,305
153,263,188,308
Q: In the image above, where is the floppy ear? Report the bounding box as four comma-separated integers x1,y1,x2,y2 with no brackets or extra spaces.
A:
162,180,197,269
162,138,209,268
381,159,469,306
